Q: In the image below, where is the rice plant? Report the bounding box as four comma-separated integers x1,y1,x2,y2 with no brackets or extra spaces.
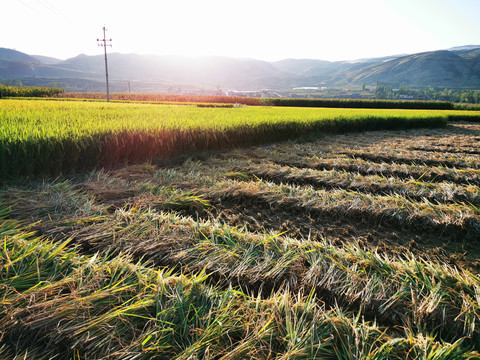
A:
2,220,478,358
2,119,480,358
1,99,462,179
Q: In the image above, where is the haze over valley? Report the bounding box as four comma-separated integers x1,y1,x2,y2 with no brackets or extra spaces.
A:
1,45,480,94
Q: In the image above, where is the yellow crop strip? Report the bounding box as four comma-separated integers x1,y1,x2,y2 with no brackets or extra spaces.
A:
1,99,478,178
0,99,467,139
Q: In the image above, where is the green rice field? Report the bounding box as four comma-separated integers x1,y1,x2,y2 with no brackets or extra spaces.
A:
2,99,480,179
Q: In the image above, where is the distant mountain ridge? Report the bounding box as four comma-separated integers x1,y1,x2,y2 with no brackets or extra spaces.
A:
0,48,39,63
1,46,479,91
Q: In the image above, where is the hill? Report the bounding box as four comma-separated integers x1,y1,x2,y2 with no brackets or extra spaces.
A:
32,55,62,65
54,53,289,89
0,48,39,63
273,48,480,89
0,46,480,91
345,50,480,87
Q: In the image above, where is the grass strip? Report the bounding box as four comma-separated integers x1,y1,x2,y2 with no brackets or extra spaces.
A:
261,98,455,110
203,179,480,239
269,156,480,186
241,163,480,206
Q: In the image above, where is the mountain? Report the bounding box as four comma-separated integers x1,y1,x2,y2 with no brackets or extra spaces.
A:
32,55,62,65
273,54,403,78
345,50,480,87
448,45,480,52
1,46,480,91
54,53,288,88
0,48,39,63
273,49,480,88
273,59,343,77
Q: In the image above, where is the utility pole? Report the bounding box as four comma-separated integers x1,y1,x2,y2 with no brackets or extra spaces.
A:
97,26,112,102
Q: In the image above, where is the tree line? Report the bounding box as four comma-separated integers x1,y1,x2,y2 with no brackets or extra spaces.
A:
375,85,480,103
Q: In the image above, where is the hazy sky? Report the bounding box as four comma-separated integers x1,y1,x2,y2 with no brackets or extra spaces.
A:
4,0,480,61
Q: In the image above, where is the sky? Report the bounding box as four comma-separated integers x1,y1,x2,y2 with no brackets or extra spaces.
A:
4,0,480,62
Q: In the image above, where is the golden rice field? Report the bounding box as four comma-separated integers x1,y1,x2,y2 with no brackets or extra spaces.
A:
2,99,480,179
1,99,480,358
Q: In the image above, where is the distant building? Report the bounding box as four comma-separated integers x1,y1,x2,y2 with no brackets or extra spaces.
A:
226,89,283,98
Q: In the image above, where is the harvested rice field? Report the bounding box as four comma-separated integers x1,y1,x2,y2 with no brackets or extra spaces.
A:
1,121,480,358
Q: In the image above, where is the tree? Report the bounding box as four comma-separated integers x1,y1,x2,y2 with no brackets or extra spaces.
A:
375,85,393,99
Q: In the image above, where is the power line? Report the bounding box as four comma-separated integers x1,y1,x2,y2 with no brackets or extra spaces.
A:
38,0,64,16
97,26,112,102
16,0,40,14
